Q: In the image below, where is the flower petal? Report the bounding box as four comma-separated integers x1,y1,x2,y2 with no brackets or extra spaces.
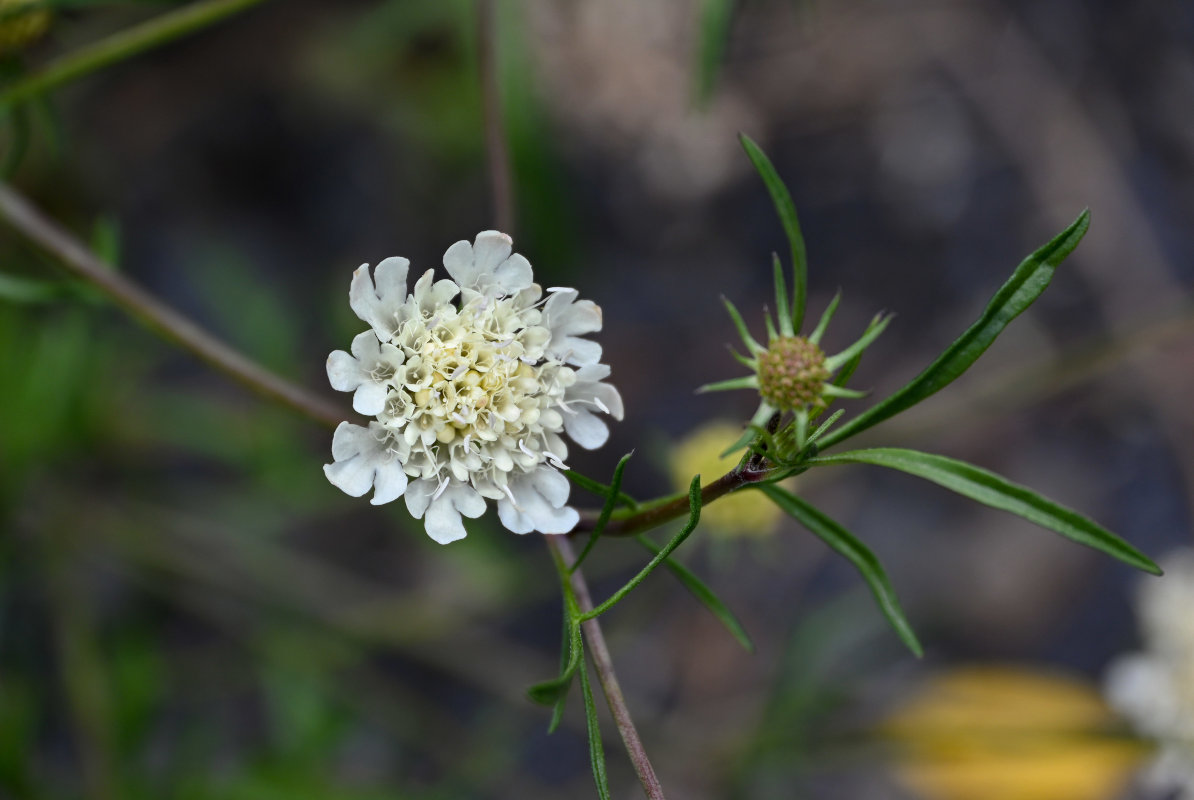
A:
472,231,513,274
327,349,365,392
324,422,399,501
564,410,610,450
498,467,578,534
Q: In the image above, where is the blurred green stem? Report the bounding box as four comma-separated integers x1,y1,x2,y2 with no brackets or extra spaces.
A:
0,0,269,111
0,183,344,427
44,525,119,800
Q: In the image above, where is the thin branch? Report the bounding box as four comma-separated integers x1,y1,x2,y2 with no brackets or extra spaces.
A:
576,465,760,537
549,536,666,800
0,0,270,111
0,183,344,429
477,0,514,234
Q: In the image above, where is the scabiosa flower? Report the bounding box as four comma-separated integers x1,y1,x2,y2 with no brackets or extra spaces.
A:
324,231,623,544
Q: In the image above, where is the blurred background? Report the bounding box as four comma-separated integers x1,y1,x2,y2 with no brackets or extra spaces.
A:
1,0,1193,797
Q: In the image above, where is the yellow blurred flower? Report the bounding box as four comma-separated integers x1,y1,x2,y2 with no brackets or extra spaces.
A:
668,420,782,538
882,667,1148,800
0,0,51,56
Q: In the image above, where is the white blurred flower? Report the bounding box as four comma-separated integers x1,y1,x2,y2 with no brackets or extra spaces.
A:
324,231,623,544
1105,549,1194,797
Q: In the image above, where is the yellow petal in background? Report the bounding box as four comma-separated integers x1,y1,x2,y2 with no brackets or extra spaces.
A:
882,667,1149,800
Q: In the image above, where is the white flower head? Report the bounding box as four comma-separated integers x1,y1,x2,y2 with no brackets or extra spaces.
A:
324,231,623,544
1105,549,1194,797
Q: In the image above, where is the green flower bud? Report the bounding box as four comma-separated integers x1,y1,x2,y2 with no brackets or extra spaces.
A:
756,335,829,411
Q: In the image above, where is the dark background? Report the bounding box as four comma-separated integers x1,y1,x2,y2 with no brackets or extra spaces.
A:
1,0,1192,797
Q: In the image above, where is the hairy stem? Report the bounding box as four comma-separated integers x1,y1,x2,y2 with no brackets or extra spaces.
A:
0,0,270,111
0,183,344,428
548,536,666,800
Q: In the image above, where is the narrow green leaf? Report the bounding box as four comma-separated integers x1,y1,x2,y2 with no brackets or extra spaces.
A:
697,375,758,394
722,295,764,354
824,313,891,371
527,619,584,707
579,655,612,800
740,133,808,331
821,384,867,399
693,0,734,107
581,476,703,621
808,409,845,443
808,291,841,345
773,253,793,337
571,452,635,573
636,535,754,652
808,448,1161,575
816,211,1091,451
546,613,580,733
564,470,637,511
761,484,924,657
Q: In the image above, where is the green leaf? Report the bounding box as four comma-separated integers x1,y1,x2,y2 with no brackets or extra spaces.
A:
740,133,808,332
816,211,1091,451
721,295,764,354
718,403,775,458
571,452,635,573
808,447,1161,575
636,535,754,652
808,291,841,345
696,375,757,393
773,253,793,337
581,476,703,621
564,469,637,511
527,619,583,707
760,484,924,657
824,313,891,371
579,656,612,800
693,0,734,107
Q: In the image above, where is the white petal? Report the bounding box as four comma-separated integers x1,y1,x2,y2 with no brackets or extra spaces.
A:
404,478,438,519
324,458,374,497
593,383,624,421
531,466,571,508
327,350,365,392
352,381,389,416
442,240,476,286
373,257,410,301
498,467,578,534
472,231,513,273
493,252,533,294
329,421,374,460
349,329,382,360
370,462,409,505
424,483,486,544
564,410,610,450
556,338,602,366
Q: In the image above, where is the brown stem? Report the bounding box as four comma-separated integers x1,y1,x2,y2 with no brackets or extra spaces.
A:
548,536,666,800
576,465,765,537
477,0,515,234
0,184,344,430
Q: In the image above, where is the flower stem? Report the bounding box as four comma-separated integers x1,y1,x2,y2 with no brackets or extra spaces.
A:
576,464,764,537
0,182,345,428
0,0,270,111
548,535,667,800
